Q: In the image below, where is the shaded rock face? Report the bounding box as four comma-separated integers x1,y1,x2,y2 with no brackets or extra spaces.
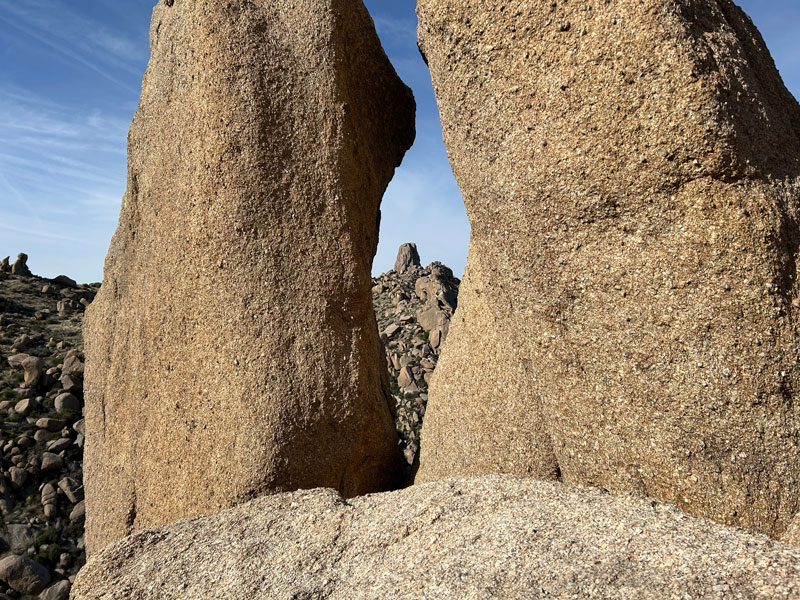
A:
84,0,414,555
394,243,421,273
71,475,800,599
10,255,30,277
416,0,800,538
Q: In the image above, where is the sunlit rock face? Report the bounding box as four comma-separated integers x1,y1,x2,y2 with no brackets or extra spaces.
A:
416,0,800,539
84,0,414,555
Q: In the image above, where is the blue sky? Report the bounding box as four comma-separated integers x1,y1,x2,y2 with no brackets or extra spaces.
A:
0,1,798,283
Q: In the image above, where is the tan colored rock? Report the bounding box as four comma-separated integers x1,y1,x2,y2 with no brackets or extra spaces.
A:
394,242,421,273
83,0,414,555
71,475,800,599
416,0,800,538
10,253,30,276
19,356,43,390
784,515,800,547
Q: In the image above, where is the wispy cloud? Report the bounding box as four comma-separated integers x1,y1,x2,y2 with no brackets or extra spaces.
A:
0,0,145,92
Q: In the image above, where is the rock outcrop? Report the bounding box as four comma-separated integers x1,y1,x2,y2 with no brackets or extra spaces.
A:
372,249,460,470
83,0,414,555
10,255,30,277
71,475,800,599
416,0,800,538
394,242,421,273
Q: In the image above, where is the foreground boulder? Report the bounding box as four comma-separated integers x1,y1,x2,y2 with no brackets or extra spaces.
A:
83,0,414,555
416,0,800,538
71,475,800,599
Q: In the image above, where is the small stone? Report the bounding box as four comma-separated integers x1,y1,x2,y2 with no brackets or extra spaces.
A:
46,439,71,453
57,477,83,504
36,419,65,432
54,393,80,412
383,324,401,337
8,468,28,490
39,580,71,600
14,398,38,416
69,501,85,524
398,366,415,389
41,484,57,506
40,453,63,472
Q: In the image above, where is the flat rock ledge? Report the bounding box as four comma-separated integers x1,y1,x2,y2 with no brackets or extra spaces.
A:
72,476,799,599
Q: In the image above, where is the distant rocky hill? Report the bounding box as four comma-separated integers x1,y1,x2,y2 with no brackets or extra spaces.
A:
371,243,460,469
0,254,97,599
0,246,457,597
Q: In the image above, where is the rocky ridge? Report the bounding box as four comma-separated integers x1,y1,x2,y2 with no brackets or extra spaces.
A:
0,256,98,599
371,244,460,469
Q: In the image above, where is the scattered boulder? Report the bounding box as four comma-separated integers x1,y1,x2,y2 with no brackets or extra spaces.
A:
36,419,65,433
14,397,38,416
416,0,800,538
60,350,84,378
40,453,63,472
39,580,70,600
69,501,85,524
57,477,83,503
3,525,36,554
82,0,414,555
10,254,31,277
394,242,421,273
54,393,80,412
71,476,800,599
6,354,28,369
20,356,44,390
8,468,28,490
51,275,77,288
0,554,50,595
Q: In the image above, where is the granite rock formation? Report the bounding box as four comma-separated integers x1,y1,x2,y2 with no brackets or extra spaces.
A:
83,0,414,555
10,255,30,277
372,249,460,470
394,243,421,273
71,475,800,599
416,0,800,538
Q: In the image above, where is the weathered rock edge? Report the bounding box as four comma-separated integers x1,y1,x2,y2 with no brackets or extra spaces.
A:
71,475,800,599
83,0,414,555
416,0,800,539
